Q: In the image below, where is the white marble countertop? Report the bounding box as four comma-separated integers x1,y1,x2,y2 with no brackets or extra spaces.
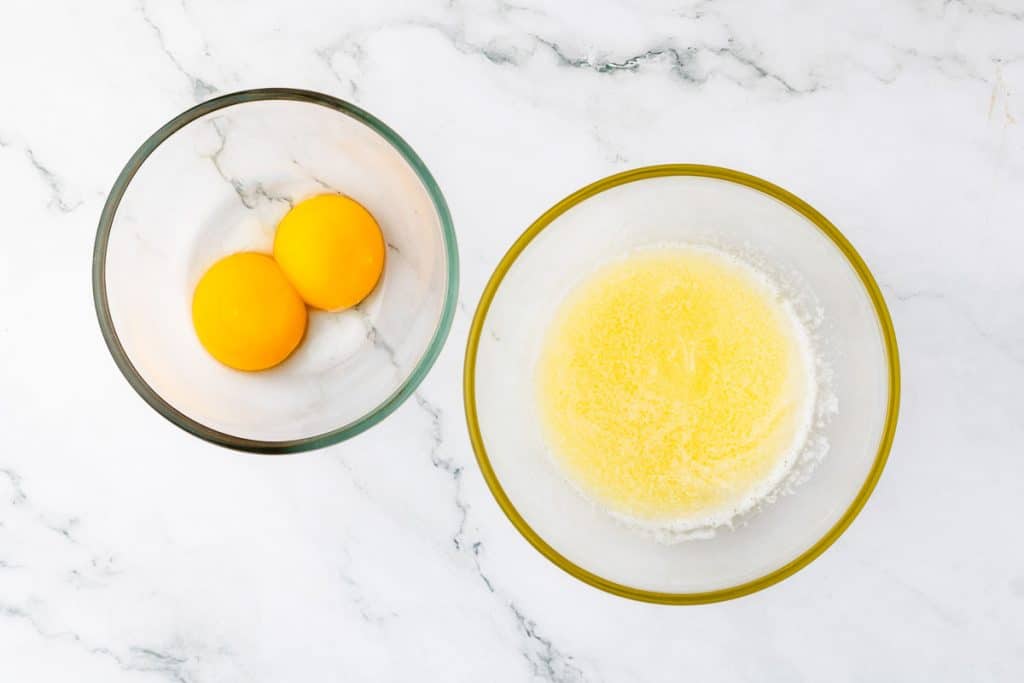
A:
2,0,1023,680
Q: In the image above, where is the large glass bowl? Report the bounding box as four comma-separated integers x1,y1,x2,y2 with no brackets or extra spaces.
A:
94,89,458,453
464,165,899,603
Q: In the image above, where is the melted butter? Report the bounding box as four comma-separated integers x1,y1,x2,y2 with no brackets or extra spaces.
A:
537,247,813,523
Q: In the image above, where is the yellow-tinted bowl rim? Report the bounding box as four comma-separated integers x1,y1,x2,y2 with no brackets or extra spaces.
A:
463,164,900,604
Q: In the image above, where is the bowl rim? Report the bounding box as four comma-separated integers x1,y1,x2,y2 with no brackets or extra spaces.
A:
463,164,900,604
92,87,459,454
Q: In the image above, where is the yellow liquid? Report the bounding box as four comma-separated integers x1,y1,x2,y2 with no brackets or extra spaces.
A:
537,247,812,523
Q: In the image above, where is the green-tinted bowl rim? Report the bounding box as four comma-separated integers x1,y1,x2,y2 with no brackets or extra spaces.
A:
464,164,900,604
93,88,459,454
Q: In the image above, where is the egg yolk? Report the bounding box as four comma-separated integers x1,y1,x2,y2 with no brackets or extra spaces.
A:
192,252,307,371
273,194,385,311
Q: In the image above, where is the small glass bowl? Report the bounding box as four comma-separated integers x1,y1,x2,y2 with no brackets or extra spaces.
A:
464,165,899,603
93,89,458,453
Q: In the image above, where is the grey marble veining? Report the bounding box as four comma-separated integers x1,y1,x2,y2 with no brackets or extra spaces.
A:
1,0,1023,680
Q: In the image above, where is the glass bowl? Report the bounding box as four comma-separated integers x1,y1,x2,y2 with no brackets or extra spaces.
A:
464,165,899,603
94,89,458,453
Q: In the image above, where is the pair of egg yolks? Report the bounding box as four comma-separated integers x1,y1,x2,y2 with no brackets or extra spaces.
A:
191,194,385,372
